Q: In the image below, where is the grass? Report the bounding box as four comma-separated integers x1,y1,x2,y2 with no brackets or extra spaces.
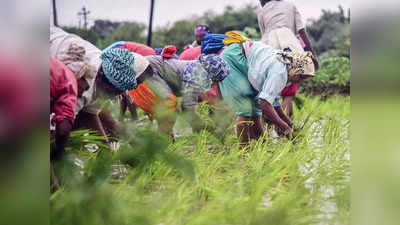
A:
50,95,350,225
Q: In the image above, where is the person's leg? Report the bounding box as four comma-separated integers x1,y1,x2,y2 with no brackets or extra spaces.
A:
99,110,120,138
120,93,138,120
157,114,177,135
155,93,178,136
250,116,264,140
236,116,264,143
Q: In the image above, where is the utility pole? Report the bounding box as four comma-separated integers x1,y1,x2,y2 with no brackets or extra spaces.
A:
52,0,58,26
77,6,90,30
147,0,155,47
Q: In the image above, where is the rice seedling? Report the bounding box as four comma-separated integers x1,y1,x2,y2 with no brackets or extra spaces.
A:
50,95,350,225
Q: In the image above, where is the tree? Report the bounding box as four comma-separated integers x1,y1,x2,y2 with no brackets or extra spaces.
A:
152,20,197,53
98,22,147,49
306,6,350,58
62,27,101,46
91,19,121,39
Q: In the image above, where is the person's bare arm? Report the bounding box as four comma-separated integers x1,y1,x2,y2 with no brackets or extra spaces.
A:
275,105,293,128
298,29,319,69
120,92,138,120
260,99,291,136
95,114,109,143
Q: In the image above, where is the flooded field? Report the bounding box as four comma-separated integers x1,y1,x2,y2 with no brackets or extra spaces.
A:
52,96,350,225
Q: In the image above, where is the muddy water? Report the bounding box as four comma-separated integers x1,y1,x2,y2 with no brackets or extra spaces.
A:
261,117,350,224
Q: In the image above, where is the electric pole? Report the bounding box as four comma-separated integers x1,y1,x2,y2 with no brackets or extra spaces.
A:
77,6,90,30
147,0,155,47
52,0,58,26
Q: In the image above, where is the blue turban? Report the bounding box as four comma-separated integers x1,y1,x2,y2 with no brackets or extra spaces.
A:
201,34,228,54
100,48,137,91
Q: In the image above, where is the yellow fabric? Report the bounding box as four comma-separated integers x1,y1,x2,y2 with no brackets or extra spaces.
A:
223,31,249,46
276,51,315,77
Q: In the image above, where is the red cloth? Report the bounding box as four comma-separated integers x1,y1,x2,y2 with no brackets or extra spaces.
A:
199,84,221,105
280,83,298,97
179,46,201,60
50,57,78,124
118,42,156,56
161,45,177,58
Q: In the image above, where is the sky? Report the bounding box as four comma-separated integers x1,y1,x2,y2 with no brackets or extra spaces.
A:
54,0,350,29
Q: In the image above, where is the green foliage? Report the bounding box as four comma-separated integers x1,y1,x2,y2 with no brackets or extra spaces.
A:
62,27,101,46
302,57,350,96
63,5,349,59
51,96,350,225
200,5,260,35
152,20,197,52
307,6,350,58
98,22,147,49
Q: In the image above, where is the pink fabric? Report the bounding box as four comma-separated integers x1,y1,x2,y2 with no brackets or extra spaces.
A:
50,58,78,124
0,55,41,133
296,34,306,48
119,42,156,56
280,83,298,97
216,47,225,55
179,47,201,60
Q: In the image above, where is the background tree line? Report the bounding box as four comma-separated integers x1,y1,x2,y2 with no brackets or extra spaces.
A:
63,4,349,59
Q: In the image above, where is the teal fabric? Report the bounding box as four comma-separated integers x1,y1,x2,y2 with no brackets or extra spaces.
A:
218,43,262,117
100,48,137,91
247,42,287,107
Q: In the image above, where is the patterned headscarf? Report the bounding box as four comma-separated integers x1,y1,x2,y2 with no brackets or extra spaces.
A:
58,43,92,79
276,51,315,77
182,54,229,92
100,48,137,91
194,25,211,36
198,54,230,81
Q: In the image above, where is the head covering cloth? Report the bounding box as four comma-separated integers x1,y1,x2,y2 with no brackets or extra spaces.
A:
194,25,211,36
100,48,138,91
276,51,315,77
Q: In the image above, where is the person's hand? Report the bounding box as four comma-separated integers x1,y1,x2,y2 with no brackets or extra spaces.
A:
51,119,73,161
278,123,292,139
311,54,320,70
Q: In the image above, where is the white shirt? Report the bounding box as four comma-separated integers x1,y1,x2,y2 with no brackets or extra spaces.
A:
257,0,304,44
50,26,102,115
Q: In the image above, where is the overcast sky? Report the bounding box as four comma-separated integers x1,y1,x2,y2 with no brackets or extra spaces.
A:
54,0,350,29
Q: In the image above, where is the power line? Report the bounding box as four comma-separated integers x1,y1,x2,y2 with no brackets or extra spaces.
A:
52,0,58,26
147,0,155,47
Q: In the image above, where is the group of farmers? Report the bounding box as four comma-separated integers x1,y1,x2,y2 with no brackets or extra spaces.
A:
50,0,319,161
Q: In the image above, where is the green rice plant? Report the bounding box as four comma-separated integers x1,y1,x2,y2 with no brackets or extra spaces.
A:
51,95,350,225
301,57,350,96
